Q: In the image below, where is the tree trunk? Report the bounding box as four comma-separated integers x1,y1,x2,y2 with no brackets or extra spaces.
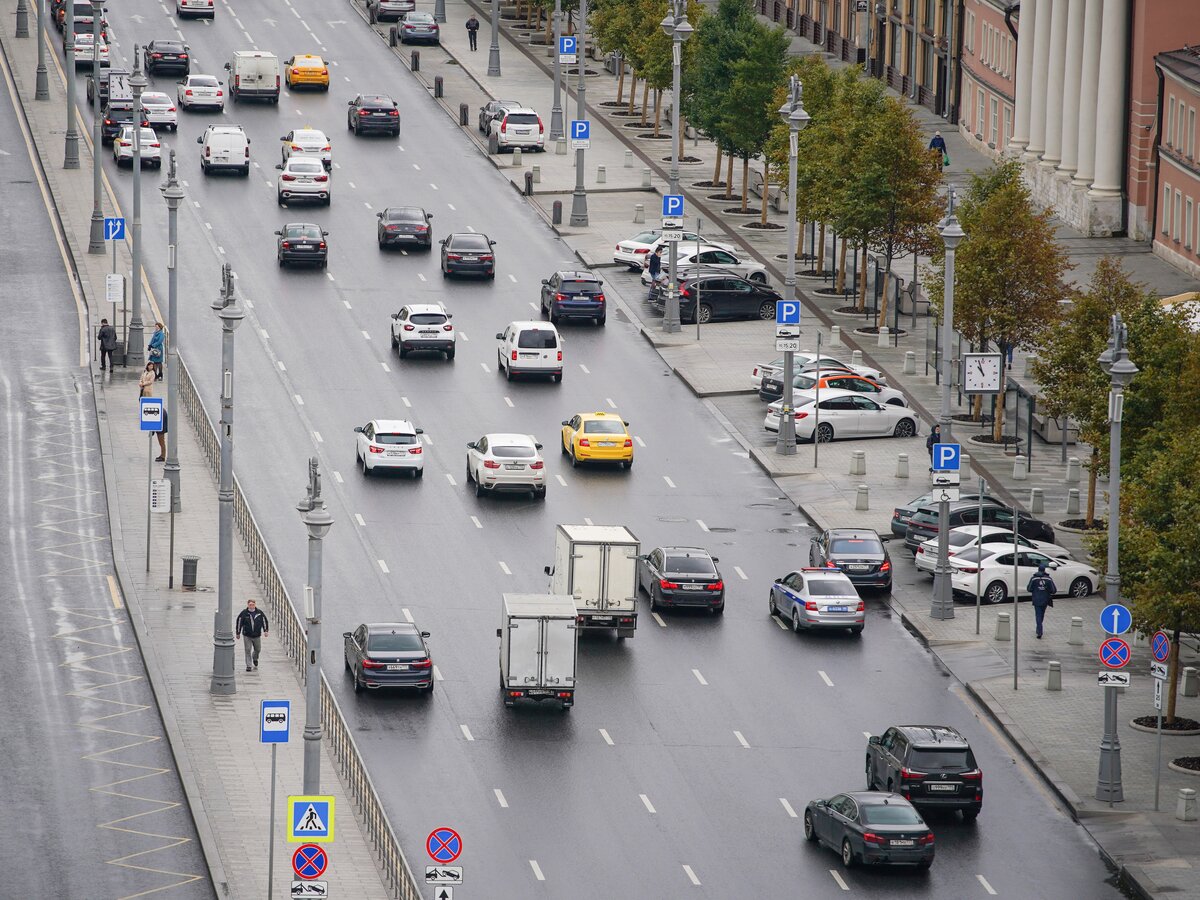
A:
713,146,723,186
543,11,553,43
797,219,806,257
678,114,686,162
724,154,734,200
653,89,662,136
760,168,770,226
1085,448,1098,526
640,80,650,125
877,244,895,327
992,369,1007,442
740,157,750,213
616,61,626,104
816,222,826,272
857,244,869,307
1166,629,1181,725
626,72,637,114
525,2,534,29
836,238,848,293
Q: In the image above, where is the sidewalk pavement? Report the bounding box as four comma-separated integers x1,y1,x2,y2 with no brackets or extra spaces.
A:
0,7,395,897
389,5,1200,897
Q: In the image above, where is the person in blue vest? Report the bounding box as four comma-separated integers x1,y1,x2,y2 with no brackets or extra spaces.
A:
1027,564,1057,639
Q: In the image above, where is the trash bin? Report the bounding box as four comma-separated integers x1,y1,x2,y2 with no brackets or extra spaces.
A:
181,555,200,590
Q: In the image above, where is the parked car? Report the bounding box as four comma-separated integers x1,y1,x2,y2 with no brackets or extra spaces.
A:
904,501,1056,553
274,223,328,268
750,357,786,391
804,793,934,869
760,370,907,406
377,206,433,250
808,528,892,592
145,39,190,76
769,568,864,634
465,433,546,499
640,244,768,285
613,229,728,268
890,491,1005,537
756,351,886,387
649,272,780,324
635,547,724,614
478,98,522,134
353,419,424,477
440,232,495,278
914,525,1072,575
112,126,162,167
343,623,432,694
865,725,982,821
490,107,545,152
540,270,606,325
367,0,415,24
347,94,400,135
765,390,919,443
948,547,1099,604
390,303,454,359
398,11,440,43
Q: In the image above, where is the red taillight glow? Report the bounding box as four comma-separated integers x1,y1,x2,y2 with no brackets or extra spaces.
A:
442,324,453,331
361,659,386,669
484,460,500,469
900,768,927,780
314,174,329,182
281,241,290,249
389,109,399,116
862,832,886,845
557,691,571,699
291,144,303,151
530,461,544,469
680,288,691,298
281,173,295,181
480,254,493,261
556,351,562,362
555,292,567,302
322,145,331,152
446,253,462,260
578,438,590,447
411,658,432,669
403,324,415,331
706,581,723,591
408,446,422,455
151,52,162,58
880,561,891,572
918,833,935,845
180,53,188,58
538,116,544,133
318,242,326,249
960,769,983,781
511,350,517,361
368,445,385,454
805,600,819,611
659,579,679,590
596,293,605,302
292,68,300,75
856,600,865,612
500,119,507,133
184,89,193,96
623,438,632,447
825,560,838,568
216,90,223,97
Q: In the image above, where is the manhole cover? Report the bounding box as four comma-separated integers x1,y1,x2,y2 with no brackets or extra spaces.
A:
656,515,689,523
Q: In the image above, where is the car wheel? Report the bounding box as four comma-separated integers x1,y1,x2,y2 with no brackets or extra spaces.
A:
504,363,513,382
353,667,364,694
535,487,546,500
570,447,579,468
361,456,371,477
917,859,932,870
984,580,1008,604
413,467,424,479
446,348,455,360
278,257,285,268
841,839,857,869
815,422,834,443
622,458,632,470
712,602,724,616
697,303,713,324
750,272,768,284
866,761,875,790
757,300,776,320
596,315,606,327
277,193,285,207
398,347,408,359
792,609,802,633
893,418,917,438
348,115,354,132
474,476,484,497
849,626,864,636
803,811,817,842
390,330,399,349
1069,577,1092,597
961,808,980,823
649,587,660,612
768,590,778,617
344,652,351,672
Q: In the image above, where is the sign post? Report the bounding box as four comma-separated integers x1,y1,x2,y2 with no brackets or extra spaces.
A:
261,700,291,900
930,443,961,621
1096,605,1131,807
104,217,128,356
1152,630,1170,811
140,398,165,572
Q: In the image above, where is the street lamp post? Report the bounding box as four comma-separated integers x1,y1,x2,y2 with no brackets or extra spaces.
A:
16,0,29,37
930,198,964,620
568,0,592,227
1095,313,1136,804
775,75,810,456
487,0,501,76
433,0,445,24
658,0,692,333
35,0,49,100
161,151,184,531
210,263,245,696
127,47,147,368
87,0,105,253
63,0,80,168
549,0,564,141
298,458,333,794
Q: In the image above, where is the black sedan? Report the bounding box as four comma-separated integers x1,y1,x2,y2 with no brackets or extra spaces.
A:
441,232,496,279
377,206,432,250
636,546,724,614
347,93,400,136
100,104,149,145
343,623,433,695
540,270,606,325
804,792,934,869
275,223,328,268
145,39,190,76
650,271,780,324
809,528,892,592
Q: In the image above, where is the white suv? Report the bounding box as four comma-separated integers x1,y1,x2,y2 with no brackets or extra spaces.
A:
496,321,562,382
390,304,455,360
354,419,424,478
491,108,545,152
177,0,215,18
465,433,546,499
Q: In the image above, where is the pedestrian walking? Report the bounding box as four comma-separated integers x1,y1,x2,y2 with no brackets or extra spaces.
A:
646,245,664,299
926,423,941,470
1027,564,1057,639
97,318,117,371
235,599,269,671
466,15,480,51
147,322,165,381
929,130,948,171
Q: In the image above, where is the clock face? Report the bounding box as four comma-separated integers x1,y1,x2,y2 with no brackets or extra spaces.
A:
963,354,1002,393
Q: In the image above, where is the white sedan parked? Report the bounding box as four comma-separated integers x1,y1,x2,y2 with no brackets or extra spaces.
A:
465,433,546,499
949,547,1099,604
177,74,224,110
112,126,162,167
354,419,424,477
765,388,919,443
915,525,1072,575
640,244,769,285
140,91,178,131
281,127,332,169
613,229,733,268
277,157,331,206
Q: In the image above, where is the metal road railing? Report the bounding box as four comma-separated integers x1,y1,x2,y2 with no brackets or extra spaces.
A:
176,356,422,899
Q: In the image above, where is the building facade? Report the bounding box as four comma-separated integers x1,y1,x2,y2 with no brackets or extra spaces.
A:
1155,49,1200,278
959,0,1017,158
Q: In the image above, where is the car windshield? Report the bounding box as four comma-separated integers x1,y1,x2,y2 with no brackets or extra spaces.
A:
492,445,536,458
387,208,425,222
955,547,990,563
909,748,975,770
806,578,856,596
295,130,325,142
410,313,445,325
366,632,423,652
155,42,185,51
450,234,490,250
911,509,939,526
284,225,322,239
362,95,392,106
375,433,417,445
948,532,978,547
665,556,716,574
583,420,625,435
516,330,557,349
861,804,925,825
506,113,539,125
628,231,660,243
289,161,323,173
141,92,171,104
561,279,601,293
191,76,219,87
830,537,883,554
108,108,136,120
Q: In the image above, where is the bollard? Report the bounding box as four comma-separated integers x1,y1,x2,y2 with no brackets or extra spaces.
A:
1177,788,1198,823
1134,630,1148,648
459,102,469,126
877,326,890,348
1066,488,1080,516
896,453,909,479
523,171,534,196
960,453,971,479
488,132,500,155
552,200,562,225
181,555,200,590
903,350,916,375
1013,454,1028,481
1066,456,1081,483
1047,661,1062,691
556,137,568,155
1182,667,1199,697
1023,353,1037,377
849,450,866,476
855,484,869,511
850,350,863,366
829,325,842,347
624,149,633,168
633,203,645,224
995,612,1011,642
390,25,399,46
641,168,652,189
434,75,443,98
531,164,541,183
1068,616,1084,645
1030,487,1044,514
512,147,523,167
597,165,606,183
411,50,420,71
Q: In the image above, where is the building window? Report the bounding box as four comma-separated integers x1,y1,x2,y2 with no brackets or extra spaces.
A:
1168,97,1176,148
1187,198,1194,249
991,97,999,146
1176,190,1183,241
978,89,986,137
1004,105,1013,148
1005,36,1012,77
1189,108,1196,158
1164,184,1172,236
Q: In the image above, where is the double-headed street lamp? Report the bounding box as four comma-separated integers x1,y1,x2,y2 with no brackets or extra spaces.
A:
568,0,592,227
487,0,501,76
161,151,184,529
1095,313,1136,804
35,0,49,101
87,0,106,253
210,263,245,696
774,75,810,456
549,0,564,141
63,0,80,168
298,458,333,794
127,46,147,368
659,0,692,334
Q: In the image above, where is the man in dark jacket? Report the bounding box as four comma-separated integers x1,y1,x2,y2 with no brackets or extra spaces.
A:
235,599,269,671
929,130,947,170
646,246,664,299
1027,564,1057,639
926,424,941,471
97,318,117,371
465,15,480,51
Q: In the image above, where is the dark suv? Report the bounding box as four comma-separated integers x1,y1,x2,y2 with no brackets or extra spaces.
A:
809,528,891,592
866,726,982,821
540,271,606,326
100,103,149,145
904,501,1055,552
347,94,400,136
649,272,780,325
145,39,191,76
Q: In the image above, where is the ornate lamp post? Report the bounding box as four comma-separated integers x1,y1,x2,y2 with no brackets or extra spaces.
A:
658,0,692,333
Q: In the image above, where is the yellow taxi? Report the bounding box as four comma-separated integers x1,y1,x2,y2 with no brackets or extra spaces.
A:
284,54,329,90
560,411,634,468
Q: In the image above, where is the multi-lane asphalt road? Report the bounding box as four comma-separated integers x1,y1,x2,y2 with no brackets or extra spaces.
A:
54,0,1132,895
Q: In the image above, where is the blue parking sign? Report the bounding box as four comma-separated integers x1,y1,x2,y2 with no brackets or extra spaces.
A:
559,35,577,56
931,442,960,471
570,119,590,141
776,300,801,325
662,194,684,218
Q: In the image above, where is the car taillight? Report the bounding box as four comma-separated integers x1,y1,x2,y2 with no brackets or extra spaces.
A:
184,89,193,96
862,832,886,845
281,241,290,249
281,173,295,181
216,90,223,97
411,658,432,669
315,174,329,182
322,68,329,75
556,351,562,362
291,144,303,151
276,75,280,88
484,460,500,469
917,833,935,845
530,461,544,469
368,445,385,454
403,324,415,331
960,769,983,781
596,293,605,303
361,658,385,669
856,600,865,612
659,579,679,589
556,691,571,699
415,225,428,231
825,560,838,568
880,561,891,572
180,53,188,59
538,116,544,133
104,118,113,125
244,146,249,157
635,247,649,255
578,438,590,447
680,287,691,298
900,768,927,780
500,119,507,133
389,109,399,116
555,292,567,302
292,68,300,75
447,253,461,260
706,581,723,591
959,566,978,574
623,438,632,447
168,106,176,112
205,147,211,157
408,446,422,455
915,546,924,555
151,52,162,58
318,242,326,249
480,254,493,261
322,145,331,152
805,600,819,611
510,350,517,361
442,324,452,331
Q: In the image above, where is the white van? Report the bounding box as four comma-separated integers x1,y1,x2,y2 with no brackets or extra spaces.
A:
224,51,280,103
198,124,250,175
495,321,562,382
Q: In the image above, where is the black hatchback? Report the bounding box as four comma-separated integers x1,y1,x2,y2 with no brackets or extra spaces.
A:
377,206,432,249
650,272,779,324
904,501,1055,552
101,103,149,145
540,270,606,325
347,93,400,136
275,223,328,268
145,39,190,76
809,528,892,592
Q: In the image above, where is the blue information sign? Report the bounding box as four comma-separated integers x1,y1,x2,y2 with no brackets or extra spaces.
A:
260,699,290,744
569,119,590,141
661,194,684,218
1099,603,1132,636
104,217,126,241
139,397,165,432
559,35,577,56
776,300,801,325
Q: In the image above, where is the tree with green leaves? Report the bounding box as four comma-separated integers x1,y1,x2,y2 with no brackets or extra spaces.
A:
591,0,641,109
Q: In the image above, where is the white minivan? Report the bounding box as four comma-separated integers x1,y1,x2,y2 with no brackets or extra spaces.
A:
496,321,562,382
224,51,280,103
198,124,250,175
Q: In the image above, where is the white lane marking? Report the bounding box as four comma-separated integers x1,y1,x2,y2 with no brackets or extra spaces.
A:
529,860,545,882
692,668,707,686
466,225,476,232
333,162,341,170
774,615,789,630
447,202,455,210
555,474,567,487
460,724,474,742
583,517,594,525
507,273,517,283
402,608,414,623
780,798,798,818
193,200,200,208
430,182,438,190
470,516,483,529
864,731,873,738
333,471,344,483
977,875,998,896
433,665,444,681
504,397,514,408
652,612,667,627
343,300,352,309
381,362,391,372
599,728,614,745
417,273,427,282
499,561,512,575
818,670,835,687
445,474,457,486
326,272,335,281
460,333,469,342
218,246,226,255
301,19,310,30
634,435,646,448
294,394,305,406
313,431,323,443
734,730,751,749
682,866,701,887
260,329,270,340
277,361,287,371
579,364,590,374
348,181,356,189
423,435,433,445
639,794,656,814
605,397,617,408
412,163,421,170
205,222,212,230
528,302,539,311
830,870,850,891
361,330,371,341
664,476,676,489
480,363,491,374
401,396,412,408
354,513,366,527
378,560,390,574
734,566,748,580
364,202,372,210
697,519,709,532
398,145,406,152
494,789,509,808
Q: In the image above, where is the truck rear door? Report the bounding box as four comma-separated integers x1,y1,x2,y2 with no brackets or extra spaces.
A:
605,545,638,612
540,617,576,689
506,617,540,687
570,542,605,611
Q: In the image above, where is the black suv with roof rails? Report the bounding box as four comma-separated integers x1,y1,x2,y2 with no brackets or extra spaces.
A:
347,93,400,136
865,725,982,821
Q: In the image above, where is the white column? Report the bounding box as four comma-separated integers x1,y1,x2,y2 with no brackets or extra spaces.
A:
1073,0,1103,186
1056,0,1086,178
1041,0,1070,168
1009,0,1037,154
1089,0,1129,197
1025,0,1054,159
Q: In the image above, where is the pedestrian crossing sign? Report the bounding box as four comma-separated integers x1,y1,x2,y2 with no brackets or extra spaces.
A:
287,795,335,843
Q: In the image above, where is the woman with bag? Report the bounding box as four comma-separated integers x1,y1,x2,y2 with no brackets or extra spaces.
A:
147,322,166,381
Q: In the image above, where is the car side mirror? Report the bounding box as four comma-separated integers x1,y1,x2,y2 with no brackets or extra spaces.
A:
868,735,880,745
322,231,329,237
353,426,363,433
342,632,351,639
445,313,452,319
561,420,569,426
195,136,203,144
223,62,231,70
623,421,630,427
541,279,549,285
273,230,282,235
376,212,384,219
543,565,553,576
279,135,288,141
416,428,424,435
489,240,497,246
420,631,430,638
496,628,502,638
427,213,433,219
347,99,354,105
711,557,719,563
466,442,476,449
275,164,283,170
495,333,504,340
535,443,543,450
439,239,447,245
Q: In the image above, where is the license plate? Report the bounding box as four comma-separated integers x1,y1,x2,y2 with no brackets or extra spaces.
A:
847,564,870,572
826,606,850,613
589,616,613,624
890,839,914,846
926,783,957,792
295,245,313,250
681,584,702,591
598,441,615,447
386,450,404,456
526,689,552,696
419,330,439,336
462,255,477,261
504,464,523,470
386,664,408,671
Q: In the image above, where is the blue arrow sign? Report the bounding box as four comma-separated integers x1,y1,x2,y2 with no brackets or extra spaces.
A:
569,119,590,141
1099,603,1132,636
662,194,684,218
776,300,801,326
559,35,577,55
931,443,960,471
260,699,290,744
104,217,126,241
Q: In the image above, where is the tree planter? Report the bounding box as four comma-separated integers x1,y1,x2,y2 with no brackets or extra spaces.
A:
1169,756,1200,775
1056,519,1107,534
666,156,703,164
609,110,644,117
830,305,867,317
1130,716,1200,736
969,434,1021,446
637,133,671,140
855,326,907,337
739,222,785,231
951,413,992,426
722,207,761,217
693,180,728,189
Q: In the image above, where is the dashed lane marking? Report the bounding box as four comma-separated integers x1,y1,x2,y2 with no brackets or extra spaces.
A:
494,789,508,808
529,860,545,881
378,560,390,574
599,729,614,745
499,561,512,575
354,514,366,527
780,798,797,818
977,875,997,895
734,566,748,580
663,476,676,488
639,794,656,814
692,668,707,686
555,474,567,487
734,731,750,749
818,670,834,687
460,724,474,741
682,866,701,887
830,870,850,891
652,612,666,628
402,608,414,623
470,516,482,529
445,474,457,486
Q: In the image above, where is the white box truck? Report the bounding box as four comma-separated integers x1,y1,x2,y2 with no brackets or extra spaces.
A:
224,51,280,103
545,524,639,638
498,593,578,709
